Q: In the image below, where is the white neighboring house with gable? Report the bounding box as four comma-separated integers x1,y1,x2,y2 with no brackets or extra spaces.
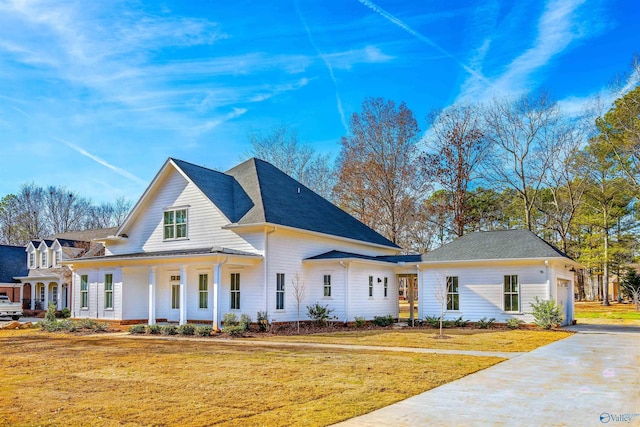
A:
65,158,403,327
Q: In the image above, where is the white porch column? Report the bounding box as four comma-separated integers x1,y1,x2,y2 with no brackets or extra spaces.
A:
212,261,224,331
148,267,157,325
416,265,424,321
43,283,49,310
56,284,62,310
19,285,24,308
30,283,35,310
179,266,187,325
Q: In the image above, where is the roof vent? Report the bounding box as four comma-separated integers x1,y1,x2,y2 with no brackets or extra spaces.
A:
297,187,300,194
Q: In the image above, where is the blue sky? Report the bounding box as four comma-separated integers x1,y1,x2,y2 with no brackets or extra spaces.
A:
1,0,638,203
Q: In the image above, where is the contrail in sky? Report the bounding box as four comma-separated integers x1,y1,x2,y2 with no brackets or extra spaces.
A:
295,1,348,132
54,137,146,185
358,0,494,88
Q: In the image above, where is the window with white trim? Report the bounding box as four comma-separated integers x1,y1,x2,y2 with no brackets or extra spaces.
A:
384,277,388,298
40,251,47,268
447,276,459,310
104,274,113,309
29,252,35,269
276,273,285,310
199,273,208,309
503,275,519,312
323,274,331,297
81,275,88,309
230,273,240,310
163,208,187,240
53,250,59,267
368,276,373,297
171,284,180,309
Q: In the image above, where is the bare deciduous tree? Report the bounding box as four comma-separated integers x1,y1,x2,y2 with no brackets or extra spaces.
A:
246,124,335,200
290,273,306,333
423,103,489,237
483,92,564,230
335,97,429,249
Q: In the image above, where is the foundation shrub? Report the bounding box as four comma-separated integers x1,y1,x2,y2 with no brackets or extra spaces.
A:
354,316,366,328
197,326,213,336
178,324,195,336
129,324,147,334
161,325,177,336
372,315,394,327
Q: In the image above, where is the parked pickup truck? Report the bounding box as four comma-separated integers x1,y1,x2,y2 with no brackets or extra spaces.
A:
0,295,23,320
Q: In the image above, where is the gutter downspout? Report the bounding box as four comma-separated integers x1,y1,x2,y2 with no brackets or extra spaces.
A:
545,259,550,301
340,261,349,323
264,226,276,317
416,264,422,322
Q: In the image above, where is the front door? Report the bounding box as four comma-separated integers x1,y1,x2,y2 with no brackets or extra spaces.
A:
168,275,181,322
556,279,571,326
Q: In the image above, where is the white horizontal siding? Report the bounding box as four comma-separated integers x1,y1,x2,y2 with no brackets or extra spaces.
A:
347,264,397,321
122,268,149,320
420,263,550,323
106,168,260,256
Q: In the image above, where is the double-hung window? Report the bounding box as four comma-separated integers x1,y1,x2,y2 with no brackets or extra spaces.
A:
163,208,188,240
384,277,388,298
199,274,208,309
323,275,331,297
230,273,240,310
504,275,519,312
447,276,459,310
276,273,285,310
104,274,113,309
29,252,35,269
368,276,374,297
41,251,47,268
81,275,88,309
53,251,59,267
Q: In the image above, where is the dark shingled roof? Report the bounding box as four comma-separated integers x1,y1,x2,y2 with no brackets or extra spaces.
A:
420,229,570,262
305,250,422,263
171,158,399,249
0,245,28,283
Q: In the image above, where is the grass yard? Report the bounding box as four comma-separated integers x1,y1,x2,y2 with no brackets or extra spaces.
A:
0,329,501,427
251,329,572,352
574,301,640,322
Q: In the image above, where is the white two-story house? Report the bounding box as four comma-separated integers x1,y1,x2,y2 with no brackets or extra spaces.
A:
64,158,580,327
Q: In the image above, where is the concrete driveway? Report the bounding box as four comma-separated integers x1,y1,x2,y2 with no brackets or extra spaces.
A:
335,325,640,427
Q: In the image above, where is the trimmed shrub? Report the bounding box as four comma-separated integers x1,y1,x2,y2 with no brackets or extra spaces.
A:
306,303,334,325
530,297,563,329
148,324,161,335
178,324,195,336
506,318,524,329
424,315,440,328
453,316,468,327
129,324,147,334
354,316,366,328
161,325,178,335
223,313,239,327
197,326,213,336
61,308,71,319
240,314,252,331
372,314,394,327
224,325,246,336
477,317,496,329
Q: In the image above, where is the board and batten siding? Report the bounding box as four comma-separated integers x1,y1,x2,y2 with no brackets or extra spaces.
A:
106,167,261,256
72,268,123,320
420,262,549,324
267,228,398,322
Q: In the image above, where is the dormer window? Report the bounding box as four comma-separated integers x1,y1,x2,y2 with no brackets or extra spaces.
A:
53,250,59,267
164,208,188,240
41,251,48,268
29,252,36,269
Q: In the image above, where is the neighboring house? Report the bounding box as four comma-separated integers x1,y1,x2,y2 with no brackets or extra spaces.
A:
0,245,28,306
13,228,115,311
64,157,580,327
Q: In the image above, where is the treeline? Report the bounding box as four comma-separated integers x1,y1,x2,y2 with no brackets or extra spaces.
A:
0,184,132,245
249,58,640,303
